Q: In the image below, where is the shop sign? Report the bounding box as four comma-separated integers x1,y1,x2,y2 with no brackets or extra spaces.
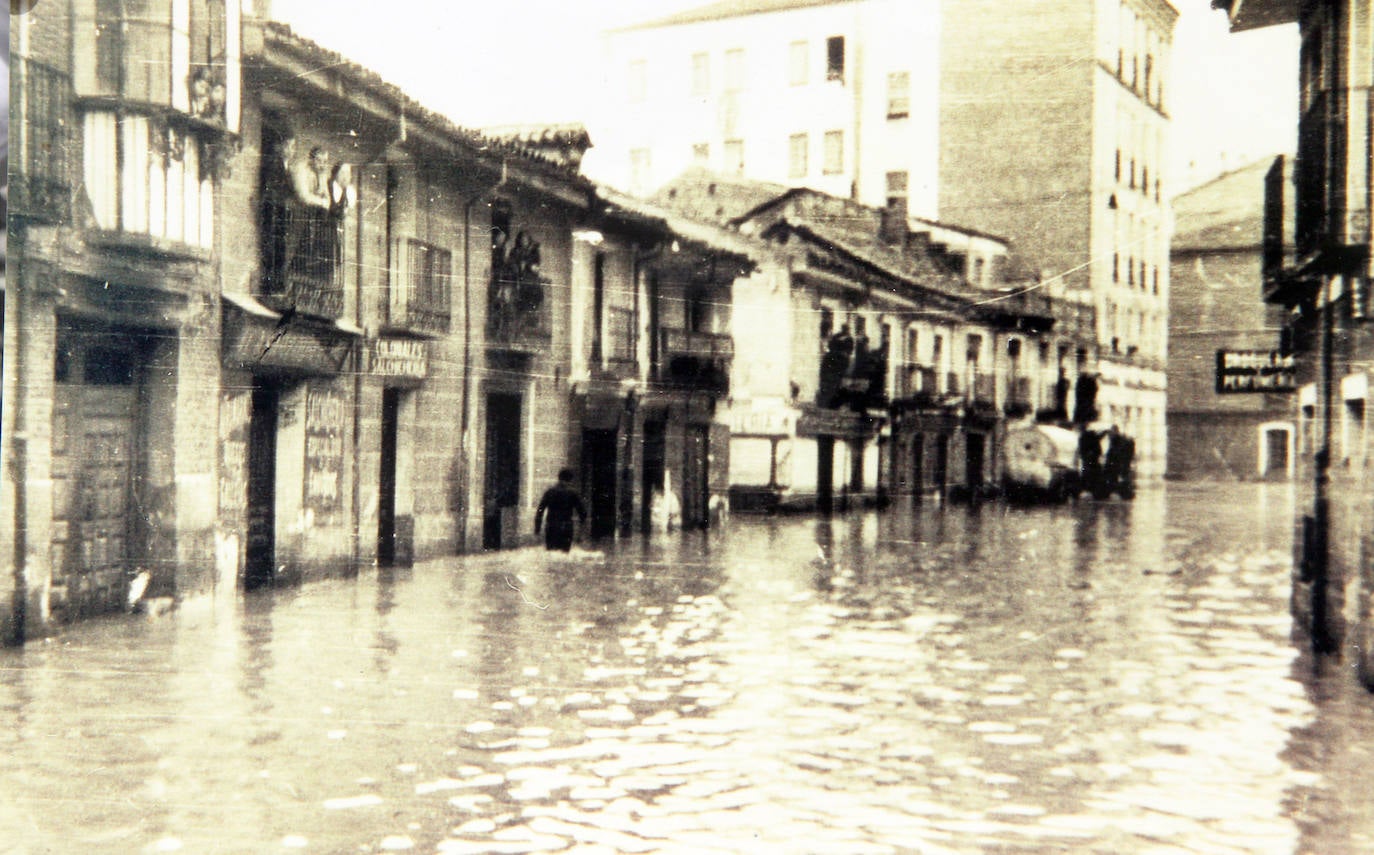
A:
729,407,798,437
1215,350,1296,394
370,338,429,380
796,406,877,439
304,388,344,514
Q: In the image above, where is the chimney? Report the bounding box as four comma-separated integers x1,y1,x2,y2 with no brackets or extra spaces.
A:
879,200,907,246
904,230,930,257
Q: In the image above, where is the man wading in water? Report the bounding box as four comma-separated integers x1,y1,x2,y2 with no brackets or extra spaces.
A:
535,468,587,552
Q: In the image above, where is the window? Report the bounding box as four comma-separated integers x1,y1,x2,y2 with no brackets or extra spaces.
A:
906,328,918,364
826,36,845,82
692,142,710,164
630,148,651,192
74,0,241,130
887,71,910,119
789,40,808,86
823,130,844,174
788,133,809,178
724,139,745,175
820,307,834,342
691,52,709,97
82,111,214,248
391,238,453,334
628,59,647,102
725,48,746,91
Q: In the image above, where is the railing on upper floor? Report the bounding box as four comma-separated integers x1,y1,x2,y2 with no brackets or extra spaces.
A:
657,328,733,395
387,238,452,337
261,199,345,319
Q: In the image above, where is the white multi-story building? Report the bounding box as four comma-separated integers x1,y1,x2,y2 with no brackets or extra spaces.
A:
590,0,942,219
591,0,1178,478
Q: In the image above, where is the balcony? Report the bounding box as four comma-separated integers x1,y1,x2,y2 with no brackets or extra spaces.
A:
12,59,72,224
818,333,888,411
1004,376,1033,417
260,200,345,319
386,238,452,337
1295,90,1343,259
900,364,939,400
970,373,996,407
657,328,732,395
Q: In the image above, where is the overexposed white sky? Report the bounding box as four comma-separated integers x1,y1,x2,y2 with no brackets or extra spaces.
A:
270,0,1298,194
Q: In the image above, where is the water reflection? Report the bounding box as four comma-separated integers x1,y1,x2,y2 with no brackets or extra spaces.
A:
4,483,1374,852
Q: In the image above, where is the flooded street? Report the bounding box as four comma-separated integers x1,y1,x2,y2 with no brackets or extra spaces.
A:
4,482,1374,854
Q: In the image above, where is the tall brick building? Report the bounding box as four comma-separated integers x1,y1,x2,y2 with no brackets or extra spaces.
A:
592,0,1177,478
1167,156,1295,481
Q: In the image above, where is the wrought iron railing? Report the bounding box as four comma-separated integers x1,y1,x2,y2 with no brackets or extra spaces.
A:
388,238,452,336
261,200,345,319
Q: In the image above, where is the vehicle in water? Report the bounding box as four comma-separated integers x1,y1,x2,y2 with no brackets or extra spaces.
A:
1002,421,1135,502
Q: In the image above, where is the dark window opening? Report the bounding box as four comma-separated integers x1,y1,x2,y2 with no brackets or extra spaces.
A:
826,36,845,82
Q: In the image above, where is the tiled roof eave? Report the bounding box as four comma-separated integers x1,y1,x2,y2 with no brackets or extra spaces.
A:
260,23,592,192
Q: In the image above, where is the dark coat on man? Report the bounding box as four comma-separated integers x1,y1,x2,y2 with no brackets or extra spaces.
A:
535,482,587,552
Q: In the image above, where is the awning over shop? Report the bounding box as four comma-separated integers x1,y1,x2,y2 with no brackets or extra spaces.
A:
222,291,361,376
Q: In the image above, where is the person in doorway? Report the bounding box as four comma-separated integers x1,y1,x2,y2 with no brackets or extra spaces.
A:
535,468,587,552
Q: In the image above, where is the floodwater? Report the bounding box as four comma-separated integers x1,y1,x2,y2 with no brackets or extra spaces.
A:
4,482,1374,854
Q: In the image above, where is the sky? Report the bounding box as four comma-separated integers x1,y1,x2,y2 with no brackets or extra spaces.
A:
270,0,1299,196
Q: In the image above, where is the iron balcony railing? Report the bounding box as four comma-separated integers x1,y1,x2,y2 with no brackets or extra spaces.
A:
658,328,732,394
970,373,996,405
661,328,734,361
261,200,345,319
900,364,938,399
388,238,452,336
